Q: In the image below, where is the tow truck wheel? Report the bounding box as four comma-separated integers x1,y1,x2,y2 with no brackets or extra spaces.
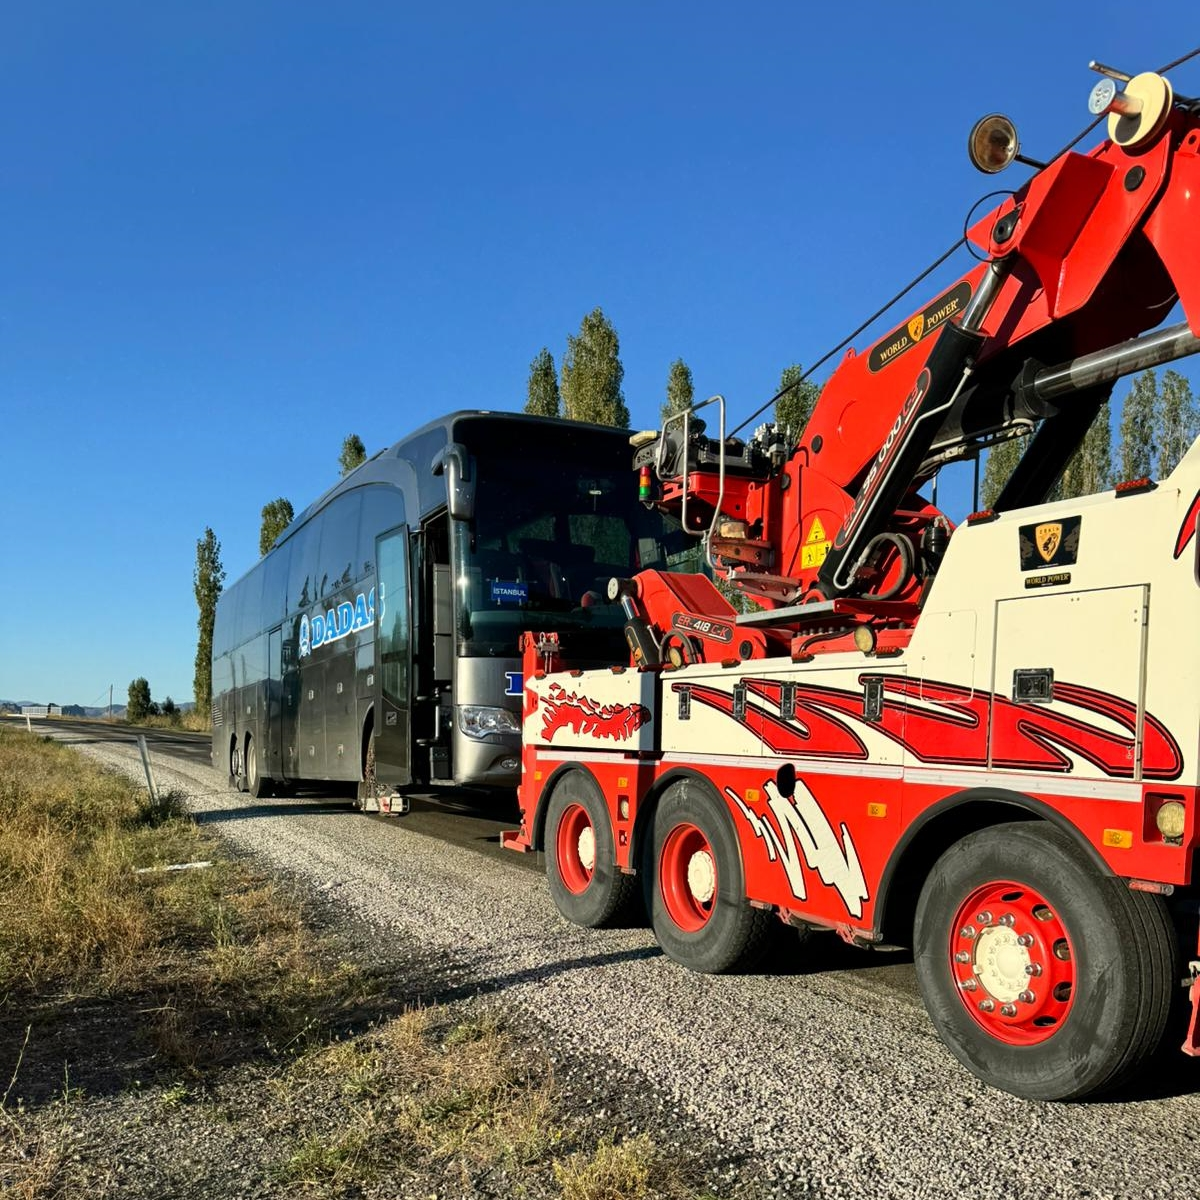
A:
545,776,637,928
647,779,774,974
244,735,272,799
914,821,1175,1101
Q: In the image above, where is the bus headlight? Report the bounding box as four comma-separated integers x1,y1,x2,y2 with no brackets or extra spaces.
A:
458,705,521,739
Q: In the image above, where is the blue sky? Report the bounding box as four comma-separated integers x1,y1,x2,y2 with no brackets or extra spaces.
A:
2,4,1197,706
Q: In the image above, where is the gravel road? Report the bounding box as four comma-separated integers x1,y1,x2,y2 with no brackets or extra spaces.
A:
71,734,1200,1199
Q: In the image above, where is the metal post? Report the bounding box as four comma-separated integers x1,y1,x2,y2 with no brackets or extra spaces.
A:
136,735,159,803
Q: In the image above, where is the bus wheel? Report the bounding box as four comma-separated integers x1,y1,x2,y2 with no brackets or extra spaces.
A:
647,779,774,974
545,777,637,928
244,736,272,799
228,737,242,791
914,821,1175,1100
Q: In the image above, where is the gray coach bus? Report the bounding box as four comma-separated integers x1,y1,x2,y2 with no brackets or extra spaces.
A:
211,411,690,805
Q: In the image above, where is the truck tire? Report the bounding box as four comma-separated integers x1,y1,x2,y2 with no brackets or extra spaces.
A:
545,776,637,928
245,735,272,799
646,778,774,974
914,821,1175,1100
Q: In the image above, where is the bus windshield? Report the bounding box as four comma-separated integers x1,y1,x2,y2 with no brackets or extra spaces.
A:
457,422,695,654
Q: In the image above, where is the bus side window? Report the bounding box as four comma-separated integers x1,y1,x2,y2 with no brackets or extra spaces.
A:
286,523,318,616
359,486,406,579
320,491,362,596
263,540,291,629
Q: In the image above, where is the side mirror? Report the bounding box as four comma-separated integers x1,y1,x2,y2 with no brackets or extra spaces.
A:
432,442,475,521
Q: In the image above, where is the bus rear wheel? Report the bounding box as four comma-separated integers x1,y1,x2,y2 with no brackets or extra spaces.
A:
228,737,242,791
914,821,1175,1100
545,776,637,928
244,736,272,799
646,779,774,974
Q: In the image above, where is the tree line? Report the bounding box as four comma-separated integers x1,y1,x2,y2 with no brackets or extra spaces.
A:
523,304,821,438
981,368,1197,508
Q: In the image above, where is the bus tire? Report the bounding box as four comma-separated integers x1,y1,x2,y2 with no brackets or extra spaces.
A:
545,776,637,928
914,821,1175,1101
646,778,774,974
228,737,242,791
245,736,272,799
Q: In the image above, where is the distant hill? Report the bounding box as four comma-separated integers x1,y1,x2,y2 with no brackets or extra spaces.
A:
0,700,202,719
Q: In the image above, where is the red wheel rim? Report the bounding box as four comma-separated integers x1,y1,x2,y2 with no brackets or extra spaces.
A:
555,803,594,895
948,879,1076,1046
659,822,717,932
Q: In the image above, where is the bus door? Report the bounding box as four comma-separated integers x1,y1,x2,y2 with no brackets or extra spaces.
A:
411,514,454,782
267,626,284,778
374,525,412,786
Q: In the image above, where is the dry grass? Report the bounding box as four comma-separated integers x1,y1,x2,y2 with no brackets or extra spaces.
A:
276,1007,564,1191
0,728,364,1070
275,1006,719,1198
0,729,728,1199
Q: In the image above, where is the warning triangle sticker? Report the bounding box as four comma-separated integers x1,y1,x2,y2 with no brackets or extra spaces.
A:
805,518,826,545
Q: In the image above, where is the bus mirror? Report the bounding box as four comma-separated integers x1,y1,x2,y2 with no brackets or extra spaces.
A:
433,443,476,521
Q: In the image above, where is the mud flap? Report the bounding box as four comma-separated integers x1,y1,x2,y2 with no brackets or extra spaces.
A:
1184,961,1200,1056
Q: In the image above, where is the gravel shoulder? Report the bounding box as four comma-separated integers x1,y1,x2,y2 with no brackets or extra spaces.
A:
30,734,1200,1198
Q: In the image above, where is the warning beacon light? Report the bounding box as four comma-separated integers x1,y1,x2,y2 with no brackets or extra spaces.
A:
639,464,653,502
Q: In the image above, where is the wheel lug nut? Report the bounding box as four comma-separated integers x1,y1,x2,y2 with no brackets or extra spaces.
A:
1000,1003,1017,1017
979,999,995,1013
1025,963,1042,976
976,911,993,925
961,979,977,992
998,913,1016,927
959,925,977,940
954,951,971,964
1018,990,1036,1004
1017,933,1035,948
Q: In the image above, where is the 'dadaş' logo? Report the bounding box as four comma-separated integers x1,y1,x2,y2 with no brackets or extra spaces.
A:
299,588,375,657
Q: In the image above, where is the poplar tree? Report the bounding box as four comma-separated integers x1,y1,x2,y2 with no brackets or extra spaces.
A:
1116,369,1157,482
259,498,294,556
525,348,561,417
560,308,629,427
775,364,821,444
980,435,1027,510
1058,403,1112,500
661,358,695,424
1157,369,1197,477
193,527,225,718
339,434,367,477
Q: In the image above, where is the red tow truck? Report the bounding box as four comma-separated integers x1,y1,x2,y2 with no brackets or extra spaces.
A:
505,56,1200,1100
